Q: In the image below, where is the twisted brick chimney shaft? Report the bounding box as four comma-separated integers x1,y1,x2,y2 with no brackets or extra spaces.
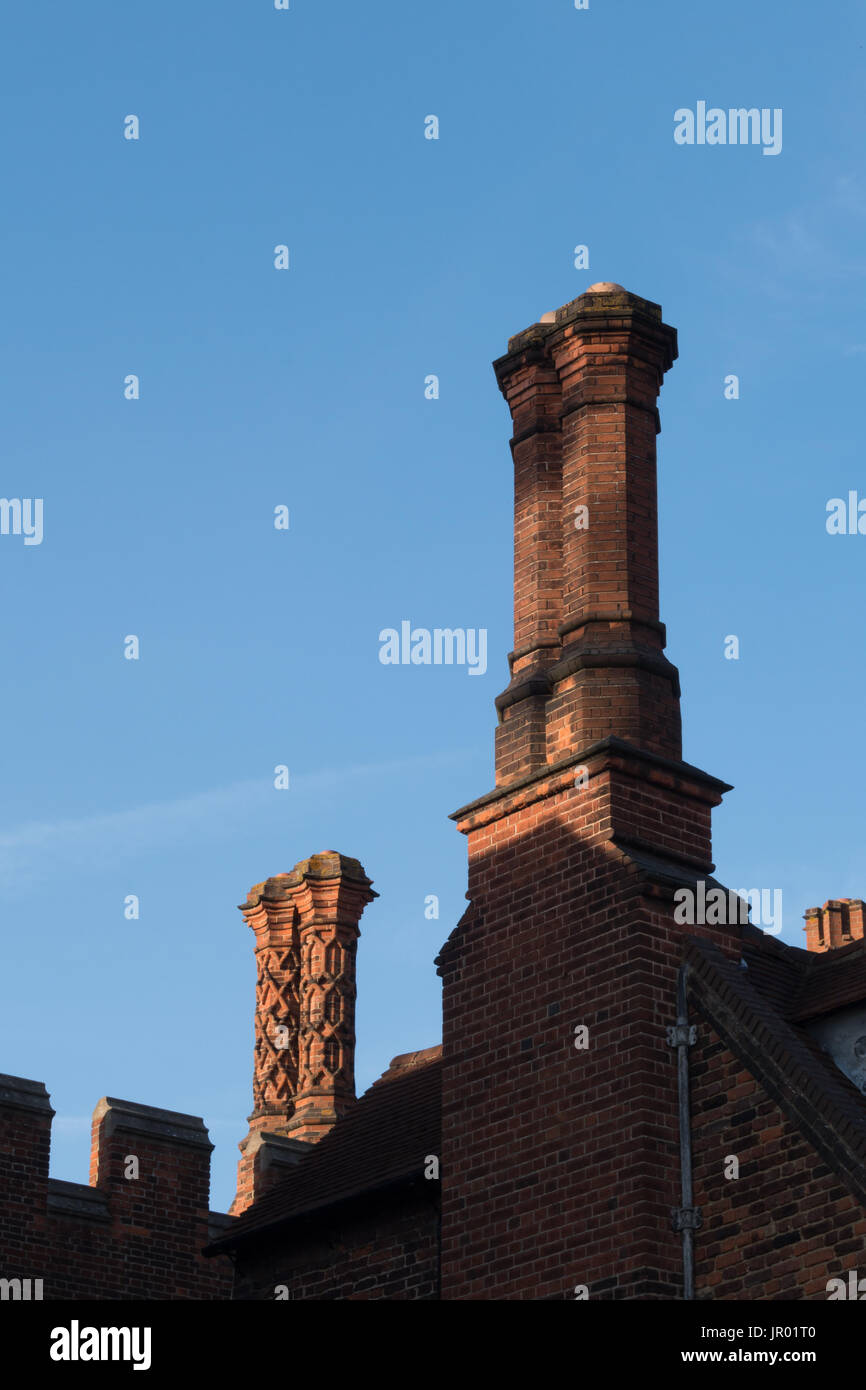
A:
231,852,377,1214
493,283,682,785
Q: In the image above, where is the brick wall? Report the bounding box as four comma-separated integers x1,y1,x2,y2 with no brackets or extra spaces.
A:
439,767,736,1300
231,1188,439,1300
690,1027,866,1298
0,1076,233,1300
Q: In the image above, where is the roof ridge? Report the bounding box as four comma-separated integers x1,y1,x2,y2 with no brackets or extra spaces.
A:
372,1044,442,1086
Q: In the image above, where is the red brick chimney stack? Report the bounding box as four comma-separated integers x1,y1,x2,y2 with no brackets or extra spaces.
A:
439,285,735,1300
493,283,682,784
804,898,866,952
231,852,377,1214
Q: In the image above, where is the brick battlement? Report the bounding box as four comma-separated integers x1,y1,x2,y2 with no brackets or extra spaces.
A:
0,1074,233,1300
0,847,376,1297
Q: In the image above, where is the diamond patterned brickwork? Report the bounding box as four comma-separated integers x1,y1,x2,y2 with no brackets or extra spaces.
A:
231,852,377,1212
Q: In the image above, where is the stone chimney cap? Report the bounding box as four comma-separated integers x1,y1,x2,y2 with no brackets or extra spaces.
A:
502,286,669,358
242,852,377,909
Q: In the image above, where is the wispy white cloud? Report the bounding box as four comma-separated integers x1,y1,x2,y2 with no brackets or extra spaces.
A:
747,175,866,298
0,751,471,890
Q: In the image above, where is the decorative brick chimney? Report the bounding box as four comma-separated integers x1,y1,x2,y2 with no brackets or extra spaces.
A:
231,852,377,1214
438,284,736,1300
805,899,866,952
493,282,683,785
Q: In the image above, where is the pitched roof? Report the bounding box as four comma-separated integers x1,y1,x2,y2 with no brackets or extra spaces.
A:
207,1045,441,1252
790,937,866,1021
730,922,866,1022
686,930,866,1207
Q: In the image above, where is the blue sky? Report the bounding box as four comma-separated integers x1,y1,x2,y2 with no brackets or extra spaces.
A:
0,0,863,1213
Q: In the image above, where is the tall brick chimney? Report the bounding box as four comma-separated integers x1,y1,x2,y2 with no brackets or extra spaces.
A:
493,282,682,784
805,899,866,952
438,284,736,1300
231,852,377,1214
